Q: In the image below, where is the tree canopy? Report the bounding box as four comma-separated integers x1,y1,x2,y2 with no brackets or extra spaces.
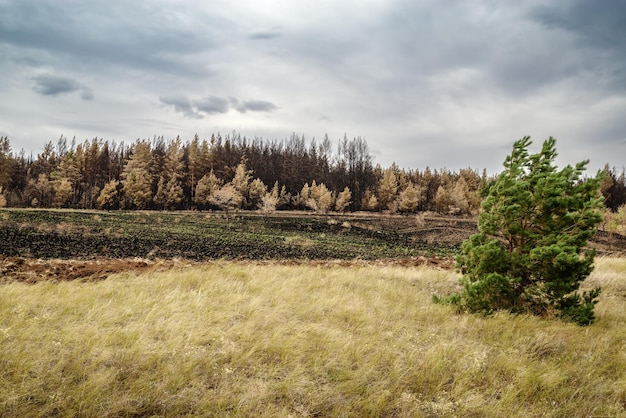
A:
0,133,624,214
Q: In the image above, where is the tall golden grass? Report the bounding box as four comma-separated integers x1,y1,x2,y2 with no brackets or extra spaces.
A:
1,258,625,417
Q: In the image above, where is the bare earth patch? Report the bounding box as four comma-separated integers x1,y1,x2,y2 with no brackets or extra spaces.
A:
0,256,455,284
0,257,155,283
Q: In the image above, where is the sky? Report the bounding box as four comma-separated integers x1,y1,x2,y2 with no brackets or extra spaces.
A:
1,0,625,174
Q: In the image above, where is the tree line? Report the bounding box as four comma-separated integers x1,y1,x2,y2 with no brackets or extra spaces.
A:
0,134,624,215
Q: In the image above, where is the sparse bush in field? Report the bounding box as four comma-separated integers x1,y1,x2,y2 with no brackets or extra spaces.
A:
335,186,352,213
248,178,267,209
603,204,626,234
209,183,242,217
415,211,429,227
296,181,334,213
259,189,279,214
361,189,378,211
445,137,604,325
310,181,334,213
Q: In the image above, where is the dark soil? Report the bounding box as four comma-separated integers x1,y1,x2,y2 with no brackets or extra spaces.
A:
1,209,623,283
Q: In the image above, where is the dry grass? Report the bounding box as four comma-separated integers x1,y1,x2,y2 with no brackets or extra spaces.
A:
1,258,625,417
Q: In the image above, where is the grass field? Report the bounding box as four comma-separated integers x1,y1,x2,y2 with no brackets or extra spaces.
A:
1,258,625,417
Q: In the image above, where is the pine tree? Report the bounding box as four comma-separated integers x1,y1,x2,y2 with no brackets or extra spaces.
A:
153,176,168,209
195,170,222,210
210,183,241,217
248,178,267,209
52,177,73,208
121,141,153,209
378,167,398,212
97,180,119,210
399,182,421,214
312,182,333,213
297,183,311,210
231,157,252,209
450,177,470,215
187,134,201,206
122,169,152,209
26,174,53,208
361,189,378,211
165,177,184,209
434,185,452,214
259,184,279,213
450,137,604,325
160,137,185,209
0,137,13,192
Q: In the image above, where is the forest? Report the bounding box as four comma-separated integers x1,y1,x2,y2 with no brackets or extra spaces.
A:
0,133,625,214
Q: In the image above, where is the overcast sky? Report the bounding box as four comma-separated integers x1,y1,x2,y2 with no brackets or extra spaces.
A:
1,0,625,173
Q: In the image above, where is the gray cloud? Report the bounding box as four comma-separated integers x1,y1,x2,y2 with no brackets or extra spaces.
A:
32,75,81,96
80,89,94,101
159,95,203,119
162,95,278,118
249,29,282,40
234,99,279,113
32,74,93,100
195,96,231,114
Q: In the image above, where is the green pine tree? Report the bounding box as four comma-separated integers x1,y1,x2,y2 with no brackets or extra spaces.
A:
449,137,604,325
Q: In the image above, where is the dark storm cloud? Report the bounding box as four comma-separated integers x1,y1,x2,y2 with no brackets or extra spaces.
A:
32,74,93,100
161,95,278,118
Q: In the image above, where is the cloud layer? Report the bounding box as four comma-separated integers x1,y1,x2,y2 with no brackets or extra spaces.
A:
1,0,625,173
